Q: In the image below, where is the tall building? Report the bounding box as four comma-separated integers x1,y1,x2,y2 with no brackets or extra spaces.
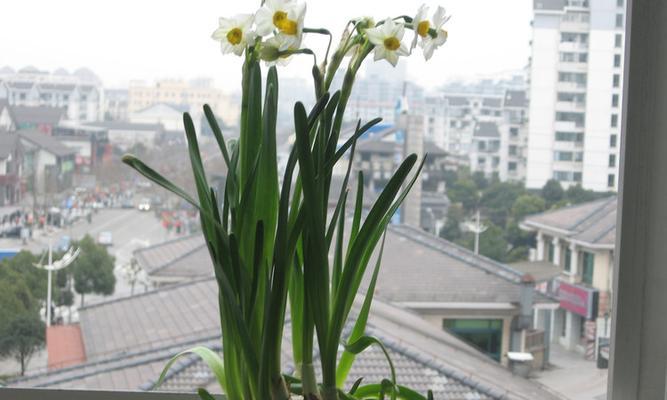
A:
526,0,626,191
0,66,103,123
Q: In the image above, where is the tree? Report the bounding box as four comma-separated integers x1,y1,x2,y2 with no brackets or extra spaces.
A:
511,194,546,220
566,184,607,205
448,179,480,211
471,171,489,190
72,235,116,307
479,181,524,227
457,222,509,262
541,179,565,207
439,204,465,242
0,313,45,376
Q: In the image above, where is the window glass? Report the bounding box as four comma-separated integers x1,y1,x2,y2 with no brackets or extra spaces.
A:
582,252,595,285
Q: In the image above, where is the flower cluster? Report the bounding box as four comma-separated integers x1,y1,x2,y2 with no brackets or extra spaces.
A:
211,1,449,67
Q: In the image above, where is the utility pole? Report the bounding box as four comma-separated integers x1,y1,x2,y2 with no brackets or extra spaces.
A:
34,244,80,327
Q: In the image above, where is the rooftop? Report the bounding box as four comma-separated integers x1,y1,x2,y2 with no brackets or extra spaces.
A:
521,196,617,249
19,130,76,157
10,105,66,126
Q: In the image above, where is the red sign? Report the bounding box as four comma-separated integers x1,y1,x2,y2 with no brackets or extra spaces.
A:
557,280,599,319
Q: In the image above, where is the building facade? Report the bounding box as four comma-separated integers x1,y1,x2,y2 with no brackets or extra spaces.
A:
521,196,616,360
0,66,103,123
526,0,626,191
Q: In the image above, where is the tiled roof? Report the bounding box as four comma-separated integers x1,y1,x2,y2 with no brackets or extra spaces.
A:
10,105,66,126
521,196,617,248
134,234,210,278
85,121,164,131
9,277,559,399
357,139,398,154
19,130,75,157
381,225,555,304
473,122,500,138
0,133,20,159
424,140,447,156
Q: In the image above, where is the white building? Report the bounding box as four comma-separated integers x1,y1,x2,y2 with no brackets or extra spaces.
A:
526,0,626,191
0,66,103,123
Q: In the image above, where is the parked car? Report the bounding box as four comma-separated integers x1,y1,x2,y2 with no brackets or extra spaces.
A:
0,226,21,238
97,231,113,246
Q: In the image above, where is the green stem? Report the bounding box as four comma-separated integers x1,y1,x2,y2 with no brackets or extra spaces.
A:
301,362,320,400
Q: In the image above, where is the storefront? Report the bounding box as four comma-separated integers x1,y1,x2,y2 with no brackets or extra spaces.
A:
554,280,599,355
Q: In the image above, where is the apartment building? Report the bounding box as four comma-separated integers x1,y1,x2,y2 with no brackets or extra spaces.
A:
0,66,103,123
423,84,529,182
526,0,626,191
127,79,239,128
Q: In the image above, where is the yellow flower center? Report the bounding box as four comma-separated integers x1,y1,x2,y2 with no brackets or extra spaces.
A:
273,11,298,35
226,28,243,45
417,20,430,37
383,37,401,51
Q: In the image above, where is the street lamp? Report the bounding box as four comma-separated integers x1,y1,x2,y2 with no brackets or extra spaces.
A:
462,209,488,255
33,244,80,327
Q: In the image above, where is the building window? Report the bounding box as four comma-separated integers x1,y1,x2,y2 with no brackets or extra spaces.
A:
617,0,624,6
510,127,519,137
608,174,616,188
509,145,517,156
611,114,619,127
582,252,595,285
616,13,624,28
609,154,617,167
613,74,621,88
548,242,555,263
610,134,618,148
574,152,583,162
557,92,586,103
614,54,622,67
612,94,619,107
574,172,582,182
615,33,623,48
565,247,572,272
443,319,503,362
556,112,586,127
508,161,517,171
556,131,584,143
554,151,574,162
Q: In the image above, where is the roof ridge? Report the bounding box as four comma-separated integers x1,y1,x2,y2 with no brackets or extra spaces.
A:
569,196,617,231
388,224,523,283
79,276,215,311
149,242,208,275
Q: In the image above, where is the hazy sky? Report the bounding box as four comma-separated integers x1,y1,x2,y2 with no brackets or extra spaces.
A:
0,0,532,91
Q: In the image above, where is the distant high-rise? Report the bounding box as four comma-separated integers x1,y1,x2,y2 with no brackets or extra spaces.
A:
526,0,626,191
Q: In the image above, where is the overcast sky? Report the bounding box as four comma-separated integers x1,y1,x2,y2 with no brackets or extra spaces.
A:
0,0,532,91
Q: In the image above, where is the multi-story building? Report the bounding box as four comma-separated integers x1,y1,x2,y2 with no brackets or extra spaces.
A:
0,134,23,206
526,0,626,191
127,79,239,128
520,196,616,360
423,83,529,182
0,66,103,123
103,89,129,121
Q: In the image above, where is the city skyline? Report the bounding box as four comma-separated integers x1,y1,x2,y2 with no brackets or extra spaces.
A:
0,0,532,89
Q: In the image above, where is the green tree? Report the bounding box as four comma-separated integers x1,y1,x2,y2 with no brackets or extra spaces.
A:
72,235,116,307
457,222,509,262
439,204,465,242
448,179,480,211
471,171,489,190
0,313,45,375
565,184,609,205
479,181,524,227
511,194,546,220
541,179,565,207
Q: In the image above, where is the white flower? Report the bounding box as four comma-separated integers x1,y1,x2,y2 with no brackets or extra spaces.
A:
364,18,410,67
412,5,450,60
211,14,256,56
260,34,302,66
255,0,306,50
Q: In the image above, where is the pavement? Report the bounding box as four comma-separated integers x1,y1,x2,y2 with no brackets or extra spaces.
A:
533,344,608,400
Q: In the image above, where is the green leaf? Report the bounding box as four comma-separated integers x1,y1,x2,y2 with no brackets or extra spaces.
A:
349,377,364,395
197,388,217,400
153,346,225,393
203,103,231,169
344,335,397,400
336,231,387,387
352,384,429,400
122,155,198,207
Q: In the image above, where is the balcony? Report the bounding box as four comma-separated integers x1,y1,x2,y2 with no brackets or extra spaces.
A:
559,41,588,52
555,101,586,112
